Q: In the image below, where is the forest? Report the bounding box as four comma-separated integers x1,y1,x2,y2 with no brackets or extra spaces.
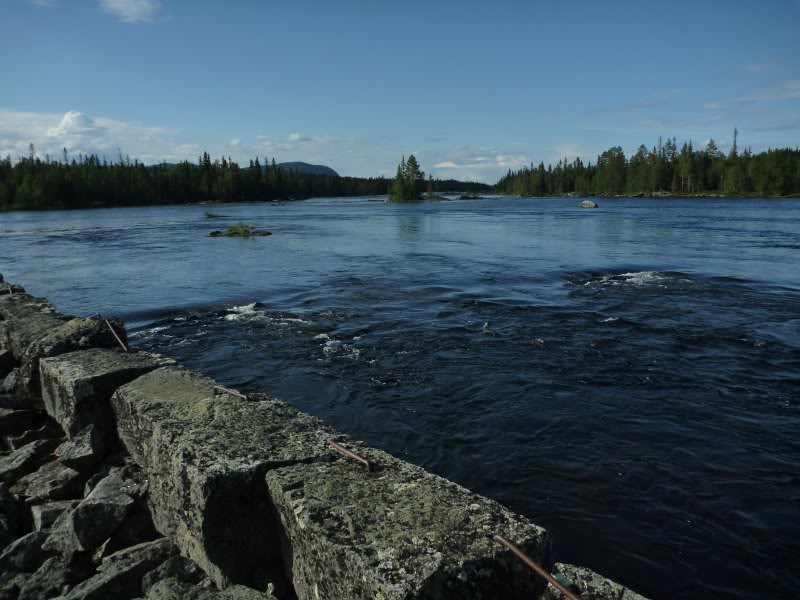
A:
497,132,800,197
0,147,488,211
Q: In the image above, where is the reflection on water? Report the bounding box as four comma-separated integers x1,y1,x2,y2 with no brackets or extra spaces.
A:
2,195,800,599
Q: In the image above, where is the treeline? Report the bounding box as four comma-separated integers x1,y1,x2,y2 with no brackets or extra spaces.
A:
497,132,800,197
0,148,487,211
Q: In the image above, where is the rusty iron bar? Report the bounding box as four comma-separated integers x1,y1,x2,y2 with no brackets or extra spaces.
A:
102,317,129,353
213,385,248,400
327,439,371,472
492,534,581,600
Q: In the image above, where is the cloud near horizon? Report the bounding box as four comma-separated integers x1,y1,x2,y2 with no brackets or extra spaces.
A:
98,0,161,23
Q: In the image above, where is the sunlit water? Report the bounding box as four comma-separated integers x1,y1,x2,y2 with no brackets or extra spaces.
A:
2,196,799,599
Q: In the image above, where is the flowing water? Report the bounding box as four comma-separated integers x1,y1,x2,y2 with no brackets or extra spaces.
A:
2,196,799,599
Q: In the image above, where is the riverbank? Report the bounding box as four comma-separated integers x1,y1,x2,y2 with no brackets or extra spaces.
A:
0,275,648,599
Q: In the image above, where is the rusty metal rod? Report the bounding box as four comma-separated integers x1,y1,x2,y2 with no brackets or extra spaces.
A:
213,385,248,400
492,534,581,600
327,440,371,471
103,318,129,352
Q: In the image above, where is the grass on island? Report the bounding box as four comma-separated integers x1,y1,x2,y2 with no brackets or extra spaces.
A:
204,211,223,219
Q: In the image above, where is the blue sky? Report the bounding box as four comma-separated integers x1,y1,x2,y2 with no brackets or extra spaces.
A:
1,0,799,182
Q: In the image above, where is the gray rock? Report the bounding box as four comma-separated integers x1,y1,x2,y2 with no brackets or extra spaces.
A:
0,295,67,359
42,466,142,556
40,348,172,439
17,556,91,600
0,438,61,483
0,530,50,573
0,350,14,376
541,563,649,599
111,366,335,589
145,579,278,600
141,556,205,593
57,425,107,471
11,458,83,501
94,508,160,560
0,407,44,438
32,499,80,531
266,446,550,600
0,369,19,397
18,317,127,402
579,200,599,208
5,419,63,450
63,538,176,600
0,483,23,549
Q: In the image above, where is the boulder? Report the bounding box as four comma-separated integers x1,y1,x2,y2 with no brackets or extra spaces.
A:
0,438,61,483
11,458,83,501
18,317,127,401
0,295,67,358
0,370,19,398
0,483,23,549
541,563,649,599
40,348,172,440
142,556,205,593
63,538,176,600
17,555,93,600
265,445,550,600
145,579,279,600
57,425,107,471
5,419,63,450
42,466,143,557
111,366,335,588
0,530,50,573
32,499,80,531
579,200,599,208
94,508,161,560
0,283,25,297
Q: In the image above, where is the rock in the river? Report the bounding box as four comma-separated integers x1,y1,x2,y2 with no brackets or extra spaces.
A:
42,466,143,557
11,458,83,501
57,425,107,471
541,563,649,599
579,200,599,208
0,438,61,483
63,538,176,600
40,348,172,440
32,499,80,531
265,444,551,600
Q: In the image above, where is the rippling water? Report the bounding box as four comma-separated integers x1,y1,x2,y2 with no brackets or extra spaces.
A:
2,196,799,599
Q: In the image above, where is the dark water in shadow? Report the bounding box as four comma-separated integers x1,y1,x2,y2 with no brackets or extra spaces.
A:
2,196,799,599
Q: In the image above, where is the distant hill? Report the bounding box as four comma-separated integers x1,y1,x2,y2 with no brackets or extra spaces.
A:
276,162,339,177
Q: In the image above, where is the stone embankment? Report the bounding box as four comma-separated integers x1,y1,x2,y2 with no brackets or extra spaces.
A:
0,274,648,600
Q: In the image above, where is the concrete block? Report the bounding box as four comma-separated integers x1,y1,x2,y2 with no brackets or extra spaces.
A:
265,445,551,600
40,348,172,439
111,366,335,589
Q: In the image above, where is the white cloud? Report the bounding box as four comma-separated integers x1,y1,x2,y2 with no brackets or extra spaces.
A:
30,0,59,7
99,0,161,23
228,138,240,147
0,109,188,164
288,132,311,143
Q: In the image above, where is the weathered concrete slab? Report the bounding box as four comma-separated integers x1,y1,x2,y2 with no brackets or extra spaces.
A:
18,317,126,401
111,366,335,589
265,445,551,600
40,348,171,439
543,563,649,599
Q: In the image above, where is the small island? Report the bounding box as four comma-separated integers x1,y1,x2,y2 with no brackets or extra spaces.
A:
208,223,272,237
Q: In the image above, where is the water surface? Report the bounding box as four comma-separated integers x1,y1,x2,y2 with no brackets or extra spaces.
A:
2,196,799,599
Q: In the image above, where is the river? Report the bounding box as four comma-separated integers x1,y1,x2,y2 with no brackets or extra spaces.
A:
2,195,798,599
